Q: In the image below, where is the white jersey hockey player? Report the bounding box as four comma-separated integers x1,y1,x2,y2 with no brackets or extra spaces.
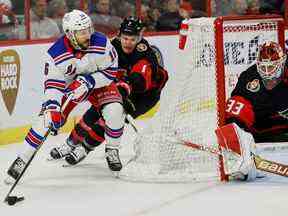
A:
5,10,125,183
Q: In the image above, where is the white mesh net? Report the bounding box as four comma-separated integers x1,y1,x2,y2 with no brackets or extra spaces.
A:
119,17,282,182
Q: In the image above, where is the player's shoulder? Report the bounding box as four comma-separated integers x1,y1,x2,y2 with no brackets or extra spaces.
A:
135,38,151,53
47,35,74,65
90,32,108,48
239,64,259,81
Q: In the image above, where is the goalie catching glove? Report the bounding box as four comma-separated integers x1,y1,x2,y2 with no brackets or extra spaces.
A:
215,123,257,181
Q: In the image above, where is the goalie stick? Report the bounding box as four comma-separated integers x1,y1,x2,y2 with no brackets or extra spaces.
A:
125,114,288,178
179,137,288,178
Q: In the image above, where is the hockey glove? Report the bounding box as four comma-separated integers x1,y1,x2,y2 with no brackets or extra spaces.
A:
65,74,96,103
43,100,64,133
116,80,131,98
116,81,135,114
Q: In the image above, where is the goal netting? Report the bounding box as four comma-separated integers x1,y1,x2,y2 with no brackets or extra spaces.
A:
119,16,284,183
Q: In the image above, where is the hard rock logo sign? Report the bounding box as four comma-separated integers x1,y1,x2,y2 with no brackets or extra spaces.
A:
0,49,20,115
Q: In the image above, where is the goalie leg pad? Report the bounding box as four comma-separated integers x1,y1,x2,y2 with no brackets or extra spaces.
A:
215,123,257,181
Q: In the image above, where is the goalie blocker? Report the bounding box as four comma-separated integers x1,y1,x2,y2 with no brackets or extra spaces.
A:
215,123,258,181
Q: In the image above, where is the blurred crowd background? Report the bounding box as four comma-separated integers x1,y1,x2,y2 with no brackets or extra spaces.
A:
0,0,286,41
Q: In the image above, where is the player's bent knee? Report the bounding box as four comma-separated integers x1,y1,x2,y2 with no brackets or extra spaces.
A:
101,102,125,124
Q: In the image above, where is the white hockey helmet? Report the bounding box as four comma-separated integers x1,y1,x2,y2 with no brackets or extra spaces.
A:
0,0,12,10
62,9,93,50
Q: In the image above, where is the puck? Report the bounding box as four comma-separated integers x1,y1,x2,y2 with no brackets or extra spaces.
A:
6,196,24,206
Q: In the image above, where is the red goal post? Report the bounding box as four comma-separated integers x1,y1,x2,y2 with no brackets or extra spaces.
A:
214,15,285,127
119,15,285,183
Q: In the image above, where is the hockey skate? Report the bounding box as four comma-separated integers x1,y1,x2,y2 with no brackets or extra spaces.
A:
65,145,88,165
4,157,26,185
105,147,122,172
49,140,76,160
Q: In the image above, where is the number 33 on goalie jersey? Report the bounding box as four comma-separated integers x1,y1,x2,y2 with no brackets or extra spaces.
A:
43,32,118,104
225,64,288,134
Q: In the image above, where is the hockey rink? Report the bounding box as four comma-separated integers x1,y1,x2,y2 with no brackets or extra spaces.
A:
0,122,288,215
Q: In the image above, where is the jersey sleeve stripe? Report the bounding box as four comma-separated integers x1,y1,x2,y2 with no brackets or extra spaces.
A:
53,52,73,61
99,67,118,80
44,79,66,92
88,45,106,50
55,55,75,65
85,51,106,55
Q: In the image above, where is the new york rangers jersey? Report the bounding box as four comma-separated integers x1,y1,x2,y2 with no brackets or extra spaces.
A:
44,32,118,104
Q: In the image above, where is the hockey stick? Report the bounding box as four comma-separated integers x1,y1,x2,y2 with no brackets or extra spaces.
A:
180,138,288,178
255,142,288,154
125,115,288,178
126,114,138,133
4,127,52,206
4,95,73,206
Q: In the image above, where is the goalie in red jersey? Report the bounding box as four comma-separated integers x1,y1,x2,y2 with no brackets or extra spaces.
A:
49,16,168,166
215,41,288,181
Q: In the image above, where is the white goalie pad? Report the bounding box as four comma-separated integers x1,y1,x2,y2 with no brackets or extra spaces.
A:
215,123,257,181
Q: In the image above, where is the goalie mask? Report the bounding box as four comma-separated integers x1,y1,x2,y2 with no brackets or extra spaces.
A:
62,10,94,50
256,41,287,89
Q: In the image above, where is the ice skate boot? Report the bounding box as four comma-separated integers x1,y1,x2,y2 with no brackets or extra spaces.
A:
5,157,26,184
50,139,75,160
105,147,122,172
65,145,89,165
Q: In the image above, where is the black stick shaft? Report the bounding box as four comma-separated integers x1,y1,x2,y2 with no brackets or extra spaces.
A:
3,94,73,203
4,128,51,202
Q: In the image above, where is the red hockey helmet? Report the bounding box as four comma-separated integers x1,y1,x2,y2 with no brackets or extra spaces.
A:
256,41,286,83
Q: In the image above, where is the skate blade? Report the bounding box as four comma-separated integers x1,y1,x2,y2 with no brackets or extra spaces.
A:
111,171,120,178
62,163,75,168
46,157,65,162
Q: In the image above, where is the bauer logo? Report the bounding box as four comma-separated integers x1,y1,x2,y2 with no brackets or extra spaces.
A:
0,49,20,115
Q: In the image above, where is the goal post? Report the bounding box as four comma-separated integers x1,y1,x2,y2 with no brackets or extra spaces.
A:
119,15,285,183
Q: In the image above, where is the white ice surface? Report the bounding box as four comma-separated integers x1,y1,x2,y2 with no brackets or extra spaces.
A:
0,122,288,215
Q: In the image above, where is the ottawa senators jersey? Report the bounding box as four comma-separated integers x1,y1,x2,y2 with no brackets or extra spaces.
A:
225,64,288,140
111,37,168,117
111,37,159,75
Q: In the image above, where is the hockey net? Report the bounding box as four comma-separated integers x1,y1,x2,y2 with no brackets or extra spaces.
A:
119,16,284,183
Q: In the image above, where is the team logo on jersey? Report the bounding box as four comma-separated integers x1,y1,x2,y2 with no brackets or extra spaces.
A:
0,49,21,115
136,43,147,52
151,45,164,67
246,79,260,92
